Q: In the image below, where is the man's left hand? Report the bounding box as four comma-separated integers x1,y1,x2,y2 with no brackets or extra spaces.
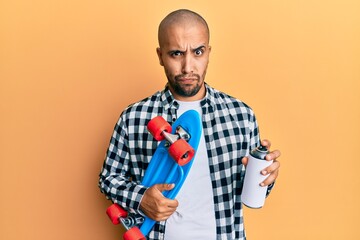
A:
241,139,281,186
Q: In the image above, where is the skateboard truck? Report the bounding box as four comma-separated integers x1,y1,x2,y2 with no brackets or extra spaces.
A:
147,116,195,166
106,204,146,240
163,126,191,147
119,214,144,231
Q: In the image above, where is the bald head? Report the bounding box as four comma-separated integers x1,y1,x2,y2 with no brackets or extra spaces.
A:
158,9,210,47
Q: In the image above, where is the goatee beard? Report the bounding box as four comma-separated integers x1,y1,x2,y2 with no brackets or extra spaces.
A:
169,74,202,97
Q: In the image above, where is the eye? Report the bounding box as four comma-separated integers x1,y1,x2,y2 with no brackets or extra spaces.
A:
170,51,183,57
194,48,204,56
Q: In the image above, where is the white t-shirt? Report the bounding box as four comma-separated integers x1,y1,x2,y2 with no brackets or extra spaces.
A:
164,100,217,240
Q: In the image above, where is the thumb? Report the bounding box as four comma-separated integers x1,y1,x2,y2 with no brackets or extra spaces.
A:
155,183,175,192
242,156,248,166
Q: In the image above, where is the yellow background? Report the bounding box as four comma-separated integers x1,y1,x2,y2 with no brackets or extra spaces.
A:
1,1,359,239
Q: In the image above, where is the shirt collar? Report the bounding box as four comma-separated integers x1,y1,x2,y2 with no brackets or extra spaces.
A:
160,84,178,111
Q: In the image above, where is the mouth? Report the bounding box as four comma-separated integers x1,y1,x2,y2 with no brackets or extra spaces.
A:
177,78,196,84
175,75,199,84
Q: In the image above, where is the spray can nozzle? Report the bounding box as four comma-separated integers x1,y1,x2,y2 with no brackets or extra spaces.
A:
258,145,268,152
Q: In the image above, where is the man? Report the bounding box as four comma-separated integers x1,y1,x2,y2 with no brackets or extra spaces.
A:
99,9,281,239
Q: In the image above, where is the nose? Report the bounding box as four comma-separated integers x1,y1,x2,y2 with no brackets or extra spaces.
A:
181,53,193,74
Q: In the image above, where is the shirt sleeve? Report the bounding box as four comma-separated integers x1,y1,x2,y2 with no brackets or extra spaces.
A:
249,109,260,150
98,113,147,213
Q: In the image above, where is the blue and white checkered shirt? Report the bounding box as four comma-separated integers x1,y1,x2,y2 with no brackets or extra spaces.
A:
99,83,272,239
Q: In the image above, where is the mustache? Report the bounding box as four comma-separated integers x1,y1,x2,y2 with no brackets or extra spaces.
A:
175,74,200,81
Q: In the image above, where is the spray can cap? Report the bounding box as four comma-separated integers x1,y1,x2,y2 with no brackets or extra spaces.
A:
250,144,269,160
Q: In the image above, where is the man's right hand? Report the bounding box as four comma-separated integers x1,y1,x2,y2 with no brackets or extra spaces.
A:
140,183,179,221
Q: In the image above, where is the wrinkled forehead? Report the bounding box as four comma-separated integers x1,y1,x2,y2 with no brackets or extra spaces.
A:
158,20,209,48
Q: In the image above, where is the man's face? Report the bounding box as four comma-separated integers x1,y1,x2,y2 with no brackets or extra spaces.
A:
157,23,211,101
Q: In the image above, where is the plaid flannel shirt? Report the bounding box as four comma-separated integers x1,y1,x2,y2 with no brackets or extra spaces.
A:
99,83,273,239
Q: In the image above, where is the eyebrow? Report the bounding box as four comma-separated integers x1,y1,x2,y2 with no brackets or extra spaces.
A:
193,45,206,52
167,45,206,54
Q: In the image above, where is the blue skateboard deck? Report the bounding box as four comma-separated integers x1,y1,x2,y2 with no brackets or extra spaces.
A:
139,109,202,236
106,110,202,239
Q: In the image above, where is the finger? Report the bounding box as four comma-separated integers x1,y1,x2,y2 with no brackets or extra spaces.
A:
241,157,248,166
167,198,179,208
153,199,178,221
261,160,280,175
155,183,175,192
261,139,271,149
140,196,178,221
156,211,176,221
159,198,178,210
260,170,279,186
148,208,176,221
265,149,281,161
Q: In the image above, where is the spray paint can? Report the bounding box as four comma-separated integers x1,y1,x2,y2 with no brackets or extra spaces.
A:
241,145,273,208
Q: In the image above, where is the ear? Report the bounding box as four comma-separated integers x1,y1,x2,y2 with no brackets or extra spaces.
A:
207,45,212,63
156,47,164,66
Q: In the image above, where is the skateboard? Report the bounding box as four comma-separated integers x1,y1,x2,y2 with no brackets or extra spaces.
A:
106,110,202,240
